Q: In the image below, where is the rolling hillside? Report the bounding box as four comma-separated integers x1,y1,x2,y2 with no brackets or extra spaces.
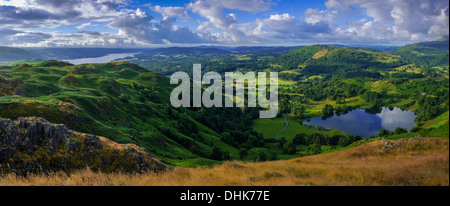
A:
393,36,449,67
273,45,406,78
0,60,263,167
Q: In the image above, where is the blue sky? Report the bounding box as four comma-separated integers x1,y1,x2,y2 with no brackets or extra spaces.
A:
0,0,448,47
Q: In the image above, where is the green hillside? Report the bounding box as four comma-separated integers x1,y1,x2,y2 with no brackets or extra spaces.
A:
273,45,406,78
0,61,262,167
393,36,449,67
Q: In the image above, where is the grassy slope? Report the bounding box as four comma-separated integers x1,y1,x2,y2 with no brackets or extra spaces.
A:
253,116,338,141
1,137,447,186
0,61,238,167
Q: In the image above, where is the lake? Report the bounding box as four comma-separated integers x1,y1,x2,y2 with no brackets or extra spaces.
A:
63,53,138,65
304,107,417,138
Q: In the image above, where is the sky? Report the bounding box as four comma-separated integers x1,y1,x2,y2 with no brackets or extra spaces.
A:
0,0,448,47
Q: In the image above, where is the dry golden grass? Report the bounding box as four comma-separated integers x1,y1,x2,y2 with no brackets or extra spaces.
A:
312,49,329,59
1,138,448,186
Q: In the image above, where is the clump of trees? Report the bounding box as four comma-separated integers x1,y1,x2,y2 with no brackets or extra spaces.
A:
322,104,334,116
377,127,410,138
293,133,362,148
273,133,362,156
416,96,443,121
362,91,382,108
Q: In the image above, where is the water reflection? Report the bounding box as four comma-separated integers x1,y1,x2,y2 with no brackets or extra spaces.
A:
64,53,138,65
305,107,417,138
376,107,417,132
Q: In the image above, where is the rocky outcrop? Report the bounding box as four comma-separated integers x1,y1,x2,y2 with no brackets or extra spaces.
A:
0,117,167,176
381,136,424,151
0,75,25,96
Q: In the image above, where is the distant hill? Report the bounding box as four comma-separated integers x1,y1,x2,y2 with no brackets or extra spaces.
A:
0,47,42,63
135,47,231,59
413,36,449,50
226,46,296,54
273,45,406,78
393,36,449,67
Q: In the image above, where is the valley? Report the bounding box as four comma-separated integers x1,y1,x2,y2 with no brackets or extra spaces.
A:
0,37,449,186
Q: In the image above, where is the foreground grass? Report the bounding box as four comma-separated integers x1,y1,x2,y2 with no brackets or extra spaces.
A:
1,138,448,186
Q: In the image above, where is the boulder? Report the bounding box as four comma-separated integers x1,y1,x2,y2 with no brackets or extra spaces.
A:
0,117,167,175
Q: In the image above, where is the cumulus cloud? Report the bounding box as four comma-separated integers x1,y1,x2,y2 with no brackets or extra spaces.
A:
304,9,337,25
109,8,211,44
187,0,273,43
0,0,212,46
152,6,190,19
324,0,449,42
240,13,334,44
0,28,53,45
1,0,448,46
186,0,336,44
10,31,134,47
0,0,128,29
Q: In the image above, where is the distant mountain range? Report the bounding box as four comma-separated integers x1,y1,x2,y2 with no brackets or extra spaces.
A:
0,47,149,64
1,37,447,64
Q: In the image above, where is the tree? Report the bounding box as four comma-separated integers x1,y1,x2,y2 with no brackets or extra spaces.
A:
255,150,267,162
308,144,322,155
322,104,334,116
283,142,297,155
377,128,393,137
329,135,343,146
362,91,382,108
220,132,235,146
222,151,231,161
239,148,248,159
277,138,287,149
211,146,223,161
394,127,408,135
410,127,421,133
293,133,306,145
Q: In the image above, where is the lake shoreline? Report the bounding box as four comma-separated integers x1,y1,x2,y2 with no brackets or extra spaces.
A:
304,107,417,138
63,53,140,65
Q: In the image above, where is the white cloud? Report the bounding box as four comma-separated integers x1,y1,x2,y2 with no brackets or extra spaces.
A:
0,0,128,29
0,1,213,46
323,0,449,42
152,6,190,19
10,31,134,47
187,0,273,43
108,9,212,44
269,13,295,21
304,9,337,25
76,22,91,29
1,0,448,46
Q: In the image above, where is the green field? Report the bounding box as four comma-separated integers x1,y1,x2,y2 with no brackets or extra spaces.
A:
252,116,339,141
